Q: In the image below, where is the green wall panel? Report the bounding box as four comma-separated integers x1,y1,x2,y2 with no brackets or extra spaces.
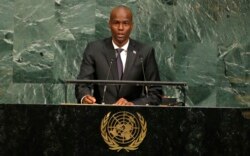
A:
0,0,249,106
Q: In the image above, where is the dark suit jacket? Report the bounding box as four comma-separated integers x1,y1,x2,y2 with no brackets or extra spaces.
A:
75,37,162,105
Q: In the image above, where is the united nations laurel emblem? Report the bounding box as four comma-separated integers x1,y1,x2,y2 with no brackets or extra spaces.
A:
100,111,147,152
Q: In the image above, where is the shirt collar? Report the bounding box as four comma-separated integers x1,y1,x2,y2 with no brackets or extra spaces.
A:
112,39,129,51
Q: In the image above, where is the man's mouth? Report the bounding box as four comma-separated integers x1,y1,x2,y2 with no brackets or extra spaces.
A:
117,34,125,38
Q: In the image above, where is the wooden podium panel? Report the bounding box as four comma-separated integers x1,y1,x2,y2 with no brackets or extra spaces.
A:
0,104,250,155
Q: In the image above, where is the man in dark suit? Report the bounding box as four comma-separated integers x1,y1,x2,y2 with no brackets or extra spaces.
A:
75,5,162,105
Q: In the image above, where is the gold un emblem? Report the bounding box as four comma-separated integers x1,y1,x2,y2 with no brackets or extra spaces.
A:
100,111,147,152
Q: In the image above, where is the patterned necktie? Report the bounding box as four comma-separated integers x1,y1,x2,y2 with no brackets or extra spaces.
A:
116,48,123,79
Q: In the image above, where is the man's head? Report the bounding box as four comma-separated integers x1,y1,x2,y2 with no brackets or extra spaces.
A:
109,5,133,47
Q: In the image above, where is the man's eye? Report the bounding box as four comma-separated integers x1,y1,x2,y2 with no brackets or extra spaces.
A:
123,22,130,25
112,21,119,24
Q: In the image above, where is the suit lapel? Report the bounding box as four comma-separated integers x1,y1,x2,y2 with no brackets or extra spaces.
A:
119,39,138,95
122,39,138,80
102,38,121,95
102,38,119,80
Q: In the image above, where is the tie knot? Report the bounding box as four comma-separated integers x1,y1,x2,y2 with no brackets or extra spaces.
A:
116,48,123,53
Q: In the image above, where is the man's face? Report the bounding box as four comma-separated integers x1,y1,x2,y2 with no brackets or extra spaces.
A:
109,8,133,47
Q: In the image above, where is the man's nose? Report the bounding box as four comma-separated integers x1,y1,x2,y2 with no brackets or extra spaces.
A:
118,23,124,30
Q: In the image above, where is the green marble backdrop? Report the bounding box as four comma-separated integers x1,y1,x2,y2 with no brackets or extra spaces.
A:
0,0,249,107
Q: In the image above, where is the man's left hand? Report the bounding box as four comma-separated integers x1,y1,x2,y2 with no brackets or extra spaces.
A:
113,98,134,106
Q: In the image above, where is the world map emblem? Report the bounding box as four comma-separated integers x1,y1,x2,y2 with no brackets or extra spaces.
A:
100,111,147,152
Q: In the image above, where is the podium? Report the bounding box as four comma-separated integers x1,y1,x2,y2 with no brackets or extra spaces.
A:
0,104,250,155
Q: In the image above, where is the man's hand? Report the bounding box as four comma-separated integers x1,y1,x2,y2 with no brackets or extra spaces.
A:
81,95,96,104
113,98,134,106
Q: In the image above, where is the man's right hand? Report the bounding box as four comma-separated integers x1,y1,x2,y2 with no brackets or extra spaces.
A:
81,95,96,104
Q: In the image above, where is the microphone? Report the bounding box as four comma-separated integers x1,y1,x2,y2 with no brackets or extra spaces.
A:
101,58,114,104
139,56,149,104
